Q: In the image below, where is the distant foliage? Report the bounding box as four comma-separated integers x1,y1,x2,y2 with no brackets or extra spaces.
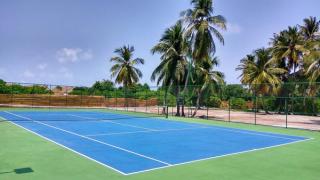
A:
0,79,50,94
69,80,159,99
207,96,222,108
230,98,247,110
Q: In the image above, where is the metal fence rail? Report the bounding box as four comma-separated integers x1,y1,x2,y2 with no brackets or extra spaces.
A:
0,82,319,131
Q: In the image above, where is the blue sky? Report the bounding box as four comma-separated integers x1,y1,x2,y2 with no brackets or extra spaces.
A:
0,0,319,87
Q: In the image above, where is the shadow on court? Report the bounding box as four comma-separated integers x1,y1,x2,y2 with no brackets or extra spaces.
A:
0,167,34,175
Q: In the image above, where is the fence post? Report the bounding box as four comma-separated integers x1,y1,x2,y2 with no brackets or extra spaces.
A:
11,83,14,105
228,98,231,122
134,90,137,112
49,84,51,109
124,88,127,111
115,89,118,111
105,91,108,109
65,86,68,107
206,93,209,120
254,96,257,125
100,93,103,107
145,89,147,113
312,96,315,116
31,85,34,108
285,97,288,128
172,106,174,116
157,89,159,115
80,90,83,107
166,106,168,118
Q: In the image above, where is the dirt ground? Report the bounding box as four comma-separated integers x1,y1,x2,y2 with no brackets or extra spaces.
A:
112,106,320,131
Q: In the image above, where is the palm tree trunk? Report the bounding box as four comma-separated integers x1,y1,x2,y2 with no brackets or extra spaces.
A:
162,88,168,115
181,61,191,117
192,89,202,117
181,98,185,117
176,86,181,116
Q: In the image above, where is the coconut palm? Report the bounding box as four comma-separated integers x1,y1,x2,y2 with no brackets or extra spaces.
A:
110,45,144,88
271,26,306,77
306,59,320,82
299,16,320,41
191,56,224,116
181,0,226,62
237,48,287,96
298,17,320,96
237,48,287,113
151,21,189,116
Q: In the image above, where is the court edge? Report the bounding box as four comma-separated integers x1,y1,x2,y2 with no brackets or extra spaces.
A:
0,114,314,176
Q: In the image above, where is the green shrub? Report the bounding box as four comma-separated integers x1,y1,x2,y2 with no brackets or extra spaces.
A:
292,98,319,115
231,98,246,110
257,97,277,112
208,96,221,108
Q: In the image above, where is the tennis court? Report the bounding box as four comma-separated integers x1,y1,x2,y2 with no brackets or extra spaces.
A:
0,110,309,175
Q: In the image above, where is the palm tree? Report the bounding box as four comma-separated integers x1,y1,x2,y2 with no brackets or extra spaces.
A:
236,48,287,113
181,0,226,62
110,45,144,88
299,16,320,41
271,26,306,78
299,16,320,97
306,58,320,82
304,41,320,85
180,0,226,116
151,21,189,116
191,56,224,117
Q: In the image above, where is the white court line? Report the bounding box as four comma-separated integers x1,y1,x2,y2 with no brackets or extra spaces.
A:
77,112,301,141
205,125,303,141
86,126,209,137
70,113,303,141
125,137,313,175
4,111,171,167
68,114,156,131
0,115,127,175
2,112,312,176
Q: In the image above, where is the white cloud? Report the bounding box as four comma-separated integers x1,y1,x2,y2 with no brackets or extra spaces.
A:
37,63,47,70
23,70,35,78
56,48,93,63
225,23,242,34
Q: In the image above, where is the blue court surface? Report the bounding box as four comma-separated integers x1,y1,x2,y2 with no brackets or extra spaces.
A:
0,110,309,175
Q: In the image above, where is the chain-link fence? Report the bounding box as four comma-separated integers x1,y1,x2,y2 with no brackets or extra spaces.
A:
0,81,319,130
